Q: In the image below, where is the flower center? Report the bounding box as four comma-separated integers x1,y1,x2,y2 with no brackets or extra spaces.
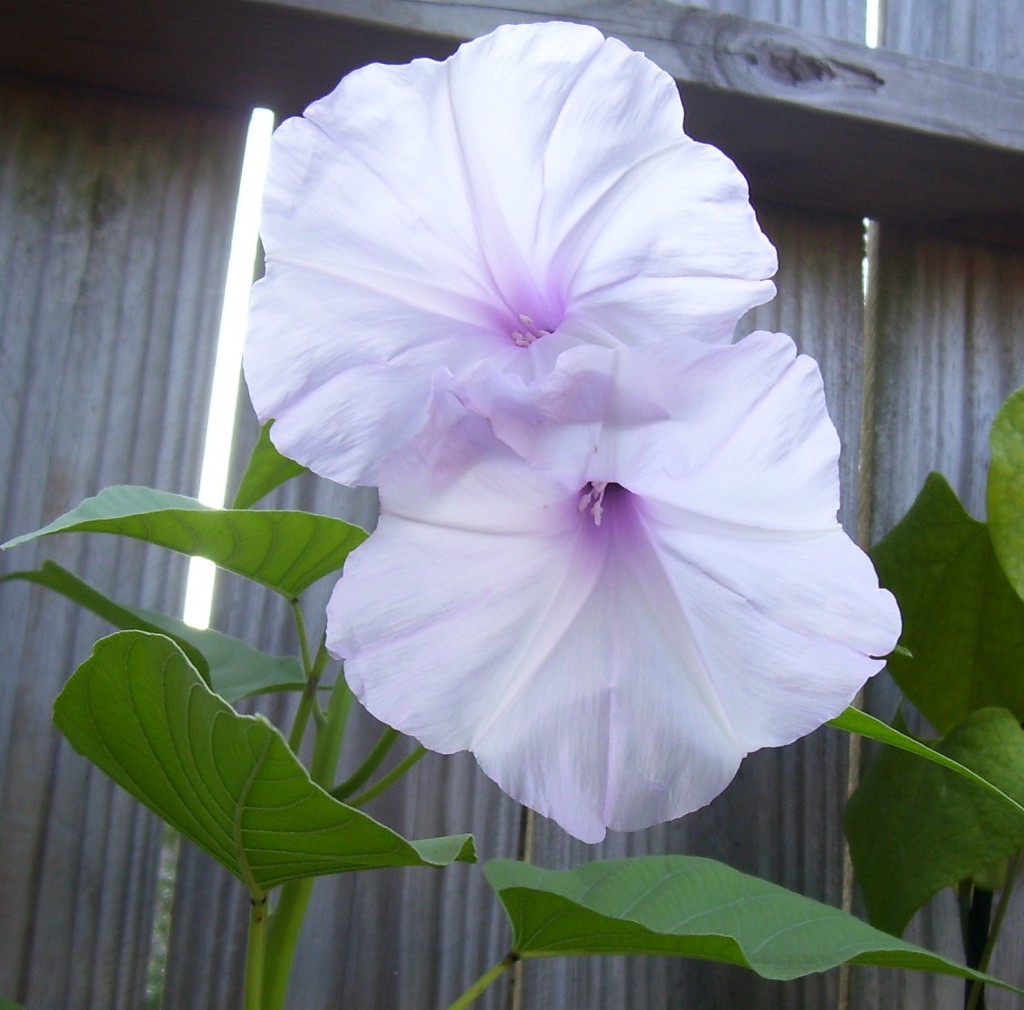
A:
577,480,610,526
511,314,551,348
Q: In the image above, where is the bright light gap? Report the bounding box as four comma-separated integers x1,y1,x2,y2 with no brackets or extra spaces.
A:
862,0,884,294
182,107,275,629
866,0,882,48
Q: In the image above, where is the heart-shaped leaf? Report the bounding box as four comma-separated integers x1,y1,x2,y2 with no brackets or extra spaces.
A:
3,562,304,701
870,472,1024,734
484,857,1019,994
54,631,474,898
3,485,366,597
989,385,1024,604
232,420,308,510
845,707,1024,935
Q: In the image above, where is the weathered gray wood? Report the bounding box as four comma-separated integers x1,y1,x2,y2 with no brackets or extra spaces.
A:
0,79,246,1006
887,2,1023,74
661,0,865,41
5,0,1024,248
856,3,1024,1007
860,234,1024,1010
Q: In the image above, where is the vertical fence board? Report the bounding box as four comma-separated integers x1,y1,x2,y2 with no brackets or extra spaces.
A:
861,236,1024,1010
0,80,246,1007
856,2,1024,1007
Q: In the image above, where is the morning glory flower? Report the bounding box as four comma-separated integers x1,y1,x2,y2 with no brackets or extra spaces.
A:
244,21,777,486
326,334,901,842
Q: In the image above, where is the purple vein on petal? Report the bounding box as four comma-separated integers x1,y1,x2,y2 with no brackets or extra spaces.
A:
467,522,607,751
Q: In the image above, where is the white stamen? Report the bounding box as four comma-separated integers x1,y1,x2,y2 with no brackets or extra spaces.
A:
577,480,608,526
510,313,553,347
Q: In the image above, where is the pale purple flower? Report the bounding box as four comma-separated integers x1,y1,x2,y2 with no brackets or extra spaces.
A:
327,334,901,842
244,21,777,487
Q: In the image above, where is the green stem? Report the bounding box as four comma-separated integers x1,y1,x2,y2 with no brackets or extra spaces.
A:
286,675,320,754
285,600,318,754
308,639,332,732
289,598,314,675
348,746,427,808
963,884,993,1010
262,673,354,1010
310,673,353,785
261,879,313,1010
287,633,332,754
966,853,1024,1010
331,727,400,801
244,897,269,1010
984,852,1023,972
444,954,519,1010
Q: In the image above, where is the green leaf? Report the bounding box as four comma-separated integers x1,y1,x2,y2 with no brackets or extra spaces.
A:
2,562,304,701
232,420,308,510
483,858,1020,994
830,707,1024,819
0,999,26,1010
870,472,1024,734
989,385,1024,604
54,631,475,898
845,707,1024,936
2,485,367,598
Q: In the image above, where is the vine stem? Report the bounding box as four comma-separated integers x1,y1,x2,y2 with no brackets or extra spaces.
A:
287,606,330,755
244,897,269,1010
443,954,519,1010
261,880,313,1010
286,674,321,754
965,852,1024,1010
331,727,400,801
348,746,427,807
262,670,354,1010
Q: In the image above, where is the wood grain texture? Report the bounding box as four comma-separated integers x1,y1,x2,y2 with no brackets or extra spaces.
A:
861,236,1024,1010
856,2,1024,1007
4,0,1024,248
663,0,865,42
0,80,246,1006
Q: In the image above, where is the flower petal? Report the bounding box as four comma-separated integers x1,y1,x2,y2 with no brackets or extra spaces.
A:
246,264,516,485
328,422,743,842
245,22,776,485
454,331,837,522
635,508,901,747
329,345,899,841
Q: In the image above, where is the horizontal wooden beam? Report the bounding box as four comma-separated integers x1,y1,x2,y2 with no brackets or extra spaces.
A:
5,0,1023,249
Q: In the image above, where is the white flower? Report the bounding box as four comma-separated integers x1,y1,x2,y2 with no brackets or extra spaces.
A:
244,21,777,486
326,334,901,842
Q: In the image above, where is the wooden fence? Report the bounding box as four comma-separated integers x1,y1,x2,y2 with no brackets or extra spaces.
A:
2,1,1023,1007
